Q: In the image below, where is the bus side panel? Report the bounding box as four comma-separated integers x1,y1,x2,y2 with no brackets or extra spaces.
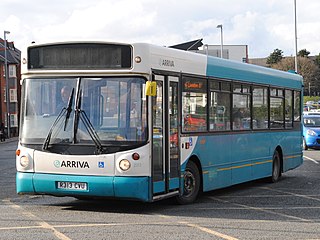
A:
280,131,303,172
231,134,254,184
190,131,303,193
187,135,233,191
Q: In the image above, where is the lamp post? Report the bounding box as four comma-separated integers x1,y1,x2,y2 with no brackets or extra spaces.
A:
217,24,223,58
294,0,298,73
4,30,10,139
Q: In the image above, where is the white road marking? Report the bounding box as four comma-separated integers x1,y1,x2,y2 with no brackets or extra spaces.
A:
304,155,319,164
2,199,72,240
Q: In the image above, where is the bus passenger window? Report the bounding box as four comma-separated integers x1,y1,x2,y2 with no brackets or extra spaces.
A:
209,80,231,131
252,86,268,129
182,77,207,132
232,93,251,130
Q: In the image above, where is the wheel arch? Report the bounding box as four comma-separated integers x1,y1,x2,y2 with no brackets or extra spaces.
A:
187,155,203,193
275,145,284,174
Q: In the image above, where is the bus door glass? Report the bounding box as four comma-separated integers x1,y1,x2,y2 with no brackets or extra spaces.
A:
152,74,180,197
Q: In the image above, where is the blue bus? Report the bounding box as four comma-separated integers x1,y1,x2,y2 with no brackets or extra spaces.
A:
16,42,303,204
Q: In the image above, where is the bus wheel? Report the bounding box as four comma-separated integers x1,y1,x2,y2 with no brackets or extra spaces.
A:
176,161,200,204
270,150,281,183
303,138,308,150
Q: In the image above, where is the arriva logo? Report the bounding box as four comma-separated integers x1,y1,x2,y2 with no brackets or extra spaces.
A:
53,160,90,169
54,160,61,168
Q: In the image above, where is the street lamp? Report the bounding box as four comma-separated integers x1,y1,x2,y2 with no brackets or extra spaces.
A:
217,24,223,58
4,30,10,139
294,0,298,73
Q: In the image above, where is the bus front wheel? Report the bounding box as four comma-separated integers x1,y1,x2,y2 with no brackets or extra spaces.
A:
176,161,200,204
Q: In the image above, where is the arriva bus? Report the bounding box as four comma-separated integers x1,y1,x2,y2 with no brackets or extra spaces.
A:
16,42,303,204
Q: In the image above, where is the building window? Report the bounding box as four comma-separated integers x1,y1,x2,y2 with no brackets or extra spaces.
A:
10,114,18,127
9,65,16,78
3,88,6,102
10,89,17,102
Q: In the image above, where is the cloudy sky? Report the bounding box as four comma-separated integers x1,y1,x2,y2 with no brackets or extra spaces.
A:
0,0,319,58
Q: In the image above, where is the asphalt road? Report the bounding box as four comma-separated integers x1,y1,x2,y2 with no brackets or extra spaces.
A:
1,139,320,240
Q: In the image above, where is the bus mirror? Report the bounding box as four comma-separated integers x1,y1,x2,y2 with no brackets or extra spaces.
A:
146,81,157,96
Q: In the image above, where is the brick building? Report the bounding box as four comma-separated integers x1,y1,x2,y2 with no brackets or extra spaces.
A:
0,38,21,137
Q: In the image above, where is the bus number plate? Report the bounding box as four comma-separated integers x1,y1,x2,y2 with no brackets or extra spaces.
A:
57,181,88,191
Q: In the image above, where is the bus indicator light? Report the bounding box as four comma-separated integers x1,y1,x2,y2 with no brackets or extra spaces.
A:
132,153,140,160
16,149,21,156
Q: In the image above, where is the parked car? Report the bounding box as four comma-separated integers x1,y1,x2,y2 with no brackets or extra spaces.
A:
303,105,316,111
306,101,315,106
303,111,320,116
303,115,320,150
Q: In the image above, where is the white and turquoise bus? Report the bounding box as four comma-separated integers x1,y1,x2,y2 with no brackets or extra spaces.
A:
16,42,303,204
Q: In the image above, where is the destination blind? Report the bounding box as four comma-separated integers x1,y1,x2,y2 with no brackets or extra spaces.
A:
28,43,132,70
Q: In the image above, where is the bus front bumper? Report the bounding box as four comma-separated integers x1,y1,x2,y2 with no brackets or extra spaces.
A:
16,172,150,202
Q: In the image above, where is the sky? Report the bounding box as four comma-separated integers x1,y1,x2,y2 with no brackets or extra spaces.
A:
0,0,319,58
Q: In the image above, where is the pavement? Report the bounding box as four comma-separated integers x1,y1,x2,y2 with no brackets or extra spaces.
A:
0,137,18,144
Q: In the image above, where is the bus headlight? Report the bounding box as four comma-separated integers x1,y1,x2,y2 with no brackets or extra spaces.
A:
119,159,131,171
20,155,30,168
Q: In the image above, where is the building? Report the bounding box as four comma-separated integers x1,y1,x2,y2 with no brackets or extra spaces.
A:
192,44,249,63
0,38,21,137
170,40,249,63
248,57,268,67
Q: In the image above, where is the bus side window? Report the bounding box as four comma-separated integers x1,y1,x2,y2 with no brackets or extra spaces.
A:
182,76,207,132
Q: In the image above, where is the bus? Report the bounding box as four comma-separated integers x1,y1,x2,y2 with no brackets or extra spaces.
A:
16,41,303,204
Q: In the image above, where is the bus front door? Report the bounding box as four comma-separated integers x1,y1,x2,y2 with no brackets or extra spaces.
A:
152,74,180,200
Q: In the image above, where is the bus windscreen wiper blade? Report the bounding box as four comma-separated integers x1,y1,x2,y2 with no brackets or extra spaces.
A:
63,88,75,131
42,109,66,150
43,88,74,150
73,89,103,154
79,110,103,154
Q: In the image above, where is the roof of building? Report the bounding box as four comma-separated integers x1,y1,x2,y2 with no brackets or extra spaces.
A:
0,38,21,64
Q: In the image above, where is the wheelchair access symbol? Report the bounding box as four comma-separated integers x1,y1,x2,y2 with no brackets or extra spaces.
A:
98,161,105,168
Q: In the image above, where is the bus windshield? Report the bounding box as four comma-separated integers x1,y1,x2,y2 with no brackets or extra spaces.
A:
20,77,147,149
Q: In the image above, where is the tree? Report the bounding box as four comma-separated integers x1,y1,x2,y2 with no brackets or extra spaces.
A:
266,49,283,65
314,53,320,68
298,49,310,58
272,57,320,96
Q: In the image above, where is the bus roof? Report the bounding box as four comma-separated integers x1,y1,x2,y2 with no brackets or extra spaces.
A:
206,55,303,89
134,41,303,89
134,42,303,89
22,41,303,90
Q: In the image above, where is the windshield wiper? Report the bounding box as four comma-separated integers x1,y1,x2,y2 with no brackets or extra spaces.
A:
64,88,75,131
42,88,75,150
73,89,103,154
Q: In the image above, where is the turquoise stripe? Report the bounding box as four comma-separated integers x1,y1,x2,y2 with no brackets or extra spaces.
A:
16,172,150,202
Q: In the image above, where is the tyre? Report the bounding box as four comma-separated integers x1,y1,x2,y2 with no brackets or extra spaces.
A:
303,137,308,150
176,161,200,204
270,150,281,183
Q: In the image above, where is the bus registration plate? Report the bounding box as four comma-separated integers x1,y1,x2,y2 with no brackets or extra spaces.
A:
57,181,87,191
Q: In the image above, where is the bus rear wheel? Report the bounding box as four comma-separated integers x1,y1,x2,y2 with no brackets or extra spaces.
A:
176,161,200,204
270,150,281,183
303,137,308,150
